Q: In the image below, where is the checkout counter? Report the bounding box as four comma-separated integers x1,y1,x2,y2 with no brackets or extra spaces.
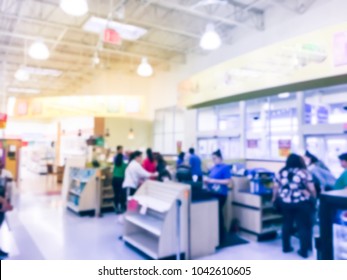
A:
318,189,347,260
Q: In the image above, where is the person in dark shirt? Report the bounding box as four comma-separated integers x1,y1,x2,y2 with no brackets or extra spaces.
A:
176,152,186,168
188,148,202,182
273,153,316,258
155,153,171,182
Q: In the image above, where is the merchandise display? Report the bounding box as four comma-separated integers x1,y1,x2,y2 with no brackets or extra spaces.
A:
232,176,282,240
123,180,190,259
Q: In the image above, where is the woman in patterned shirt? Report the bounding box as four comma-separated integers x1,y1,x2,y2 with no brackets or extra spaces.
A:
273,153,316,258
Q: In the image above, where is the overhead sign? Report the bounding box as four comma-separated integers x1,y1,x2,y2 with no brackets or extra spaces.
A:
103,28,122,45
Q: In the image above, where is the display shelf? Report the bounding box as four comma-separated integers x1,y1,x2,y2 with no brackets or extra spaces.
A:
102,202,114,208
69,189,81,196
123,232,159,259
261,225,281,234
124,180,190,259
65,167,98,215
232,176,282,239
102,194,114,199
262,214,282,222
133,195,171,213
99,168,115,211
126,213,163,237
67,202,79,213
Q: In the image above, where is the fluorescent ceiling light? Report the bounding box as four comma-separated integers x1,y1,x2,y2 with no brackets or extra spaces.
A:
200,23,221,50
137,57,153,77
60,0,88,17
14,68,30,81
8,87,41,94
28,39,50,60
278,92,290,99
23,66,62,77
83,16,147,41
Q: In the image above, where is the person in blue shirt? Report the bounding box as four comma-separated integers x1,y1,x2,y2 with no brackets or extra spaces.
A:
204,149,232,245
188,148,203,181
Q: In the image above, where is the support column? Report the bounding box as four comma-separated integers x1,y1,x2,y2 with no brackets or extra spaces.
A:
296,91,305,152
239,101,246,159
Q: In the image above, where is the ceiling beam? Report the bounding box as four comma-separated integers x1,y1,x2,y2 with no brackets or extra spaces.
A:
0,11,187,57
147,0,256,30
0,30,179,65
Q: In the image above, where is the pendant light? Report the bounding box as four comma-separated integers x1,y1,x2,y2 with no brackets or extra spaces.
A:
128,128,135,140
92,52,100,65
14,67,30,82
137,57,153,77
200,23,221,50
28,39,50,60
60,0,89,17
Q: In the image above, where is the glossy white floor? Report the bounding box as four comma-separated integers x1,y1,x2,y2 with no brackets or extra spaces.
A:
0,169,316,260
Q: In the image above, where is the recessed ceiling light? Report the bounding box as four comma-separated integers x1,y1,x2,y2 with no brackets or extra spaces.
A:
83,16,147,41
8,87,41,94
278,92,290,99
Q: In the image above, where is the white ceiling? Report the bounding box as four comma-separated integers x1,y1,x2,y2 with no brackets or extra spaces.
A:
0,0,317,97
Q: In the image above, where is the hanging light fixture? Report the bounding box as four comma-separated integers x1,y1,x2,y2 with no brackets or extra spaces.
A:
28,39,50,60
92,51,100,66
200,23,221,50
105,128,110,137
60,0,89,17
128,128,135,140
137,57,153,77
14,67,30,82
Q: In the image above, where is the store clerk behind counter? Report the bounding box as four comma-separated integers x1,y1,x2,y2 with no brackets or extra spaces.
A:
203,149,232,246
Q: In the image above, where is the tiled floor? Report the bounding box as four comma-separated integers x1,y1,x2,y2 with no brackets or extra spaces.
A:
0,170,316,260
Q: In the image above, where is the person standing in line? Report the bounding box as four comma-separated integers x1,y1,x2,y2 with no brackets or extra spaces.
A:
273,154,316,258
112,153,127,214
0,163,13,259
304,150,336,193
142,148,157,173
176,152,186,168
334,153,347,190
188,148,203,182
122,151,157,202
155,153,172,182
203,150,232,246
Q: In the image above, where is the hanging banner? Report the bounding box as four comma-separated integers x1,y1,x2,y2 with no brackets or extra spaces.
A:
278,140,291,157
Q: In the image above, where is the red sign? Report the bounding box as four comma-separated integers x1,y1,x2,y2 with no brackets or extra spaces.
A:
103,29,121,45
0,113,7,122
